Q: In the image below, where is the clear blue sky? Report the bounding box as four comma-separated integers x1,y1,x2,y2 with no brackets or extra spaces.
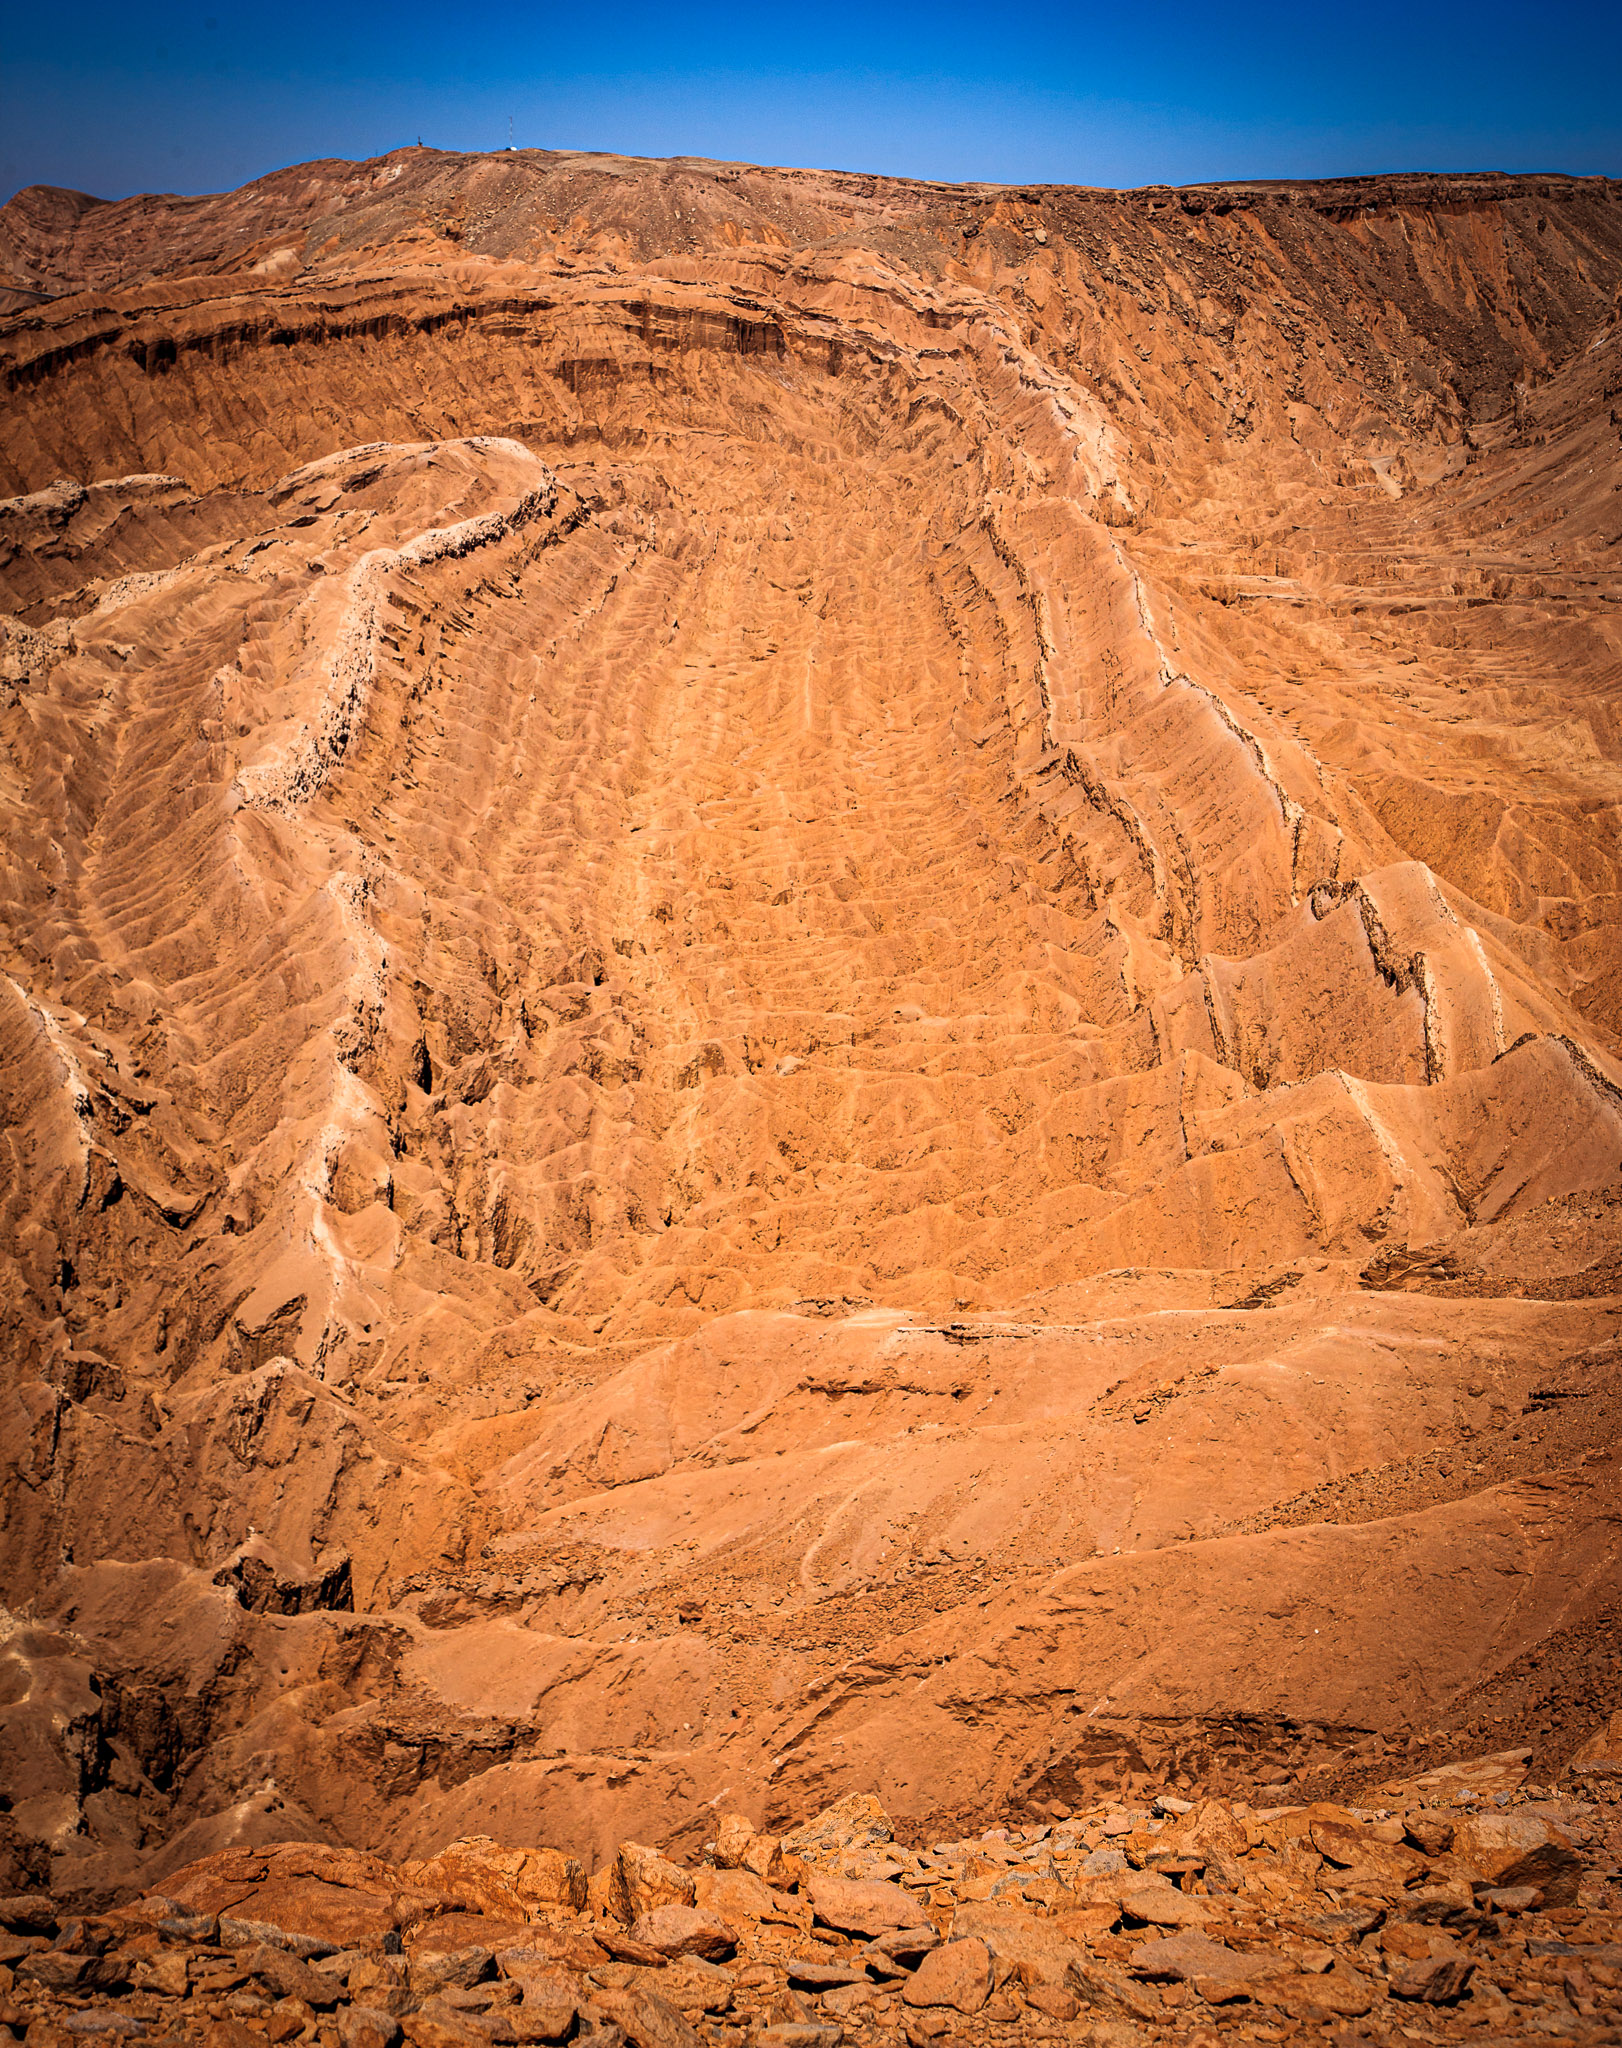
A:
2,0,1616,205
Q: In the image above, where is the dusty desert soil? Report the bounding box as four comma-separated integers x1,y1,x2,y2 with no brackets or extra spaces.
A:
1,149,1621,2041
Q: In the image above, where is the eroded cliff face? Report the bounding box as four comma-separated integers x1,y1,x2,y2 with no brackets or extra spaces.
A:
1,147,1621,1897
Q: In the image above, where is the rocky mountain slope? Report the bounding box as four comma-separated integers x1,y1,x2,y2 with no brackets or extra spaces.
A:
1,147,1621,1956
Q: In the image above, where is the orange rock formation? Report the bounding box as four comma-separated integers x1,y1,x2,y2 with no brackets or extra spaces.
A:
1,149,1620,1900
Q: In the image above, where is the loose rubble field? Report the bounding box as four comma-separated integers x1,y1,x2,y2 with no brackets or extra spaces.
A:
5,1745,1621,2048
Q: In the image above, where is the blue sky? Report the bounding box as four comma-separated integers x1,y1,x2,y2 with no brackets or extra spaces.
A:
2,0,1616,204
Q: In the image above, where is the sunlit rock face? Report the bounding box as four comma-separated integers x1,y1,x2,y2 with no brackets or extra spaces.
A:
1,150,1620,1893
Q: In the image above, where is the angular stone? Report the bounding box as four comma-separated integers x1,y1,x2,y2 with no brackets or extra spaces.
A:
627,1906,737,1962
649,1956,734,2015
1050,1904,1118,1943
785,1960,865,1990
244,1942,344,2008
348,1954,412,2014
1117,1879,1217,1929
1156,1801,1247,1869
1403,1814,1454,1857
0,1895,56,1935
595,1927,672,1966
499,1950,585,1993
498,1935,608,1978
1193,1974,1255,2006
693,1868,775,1925
410,1915,533,1958
900,1938,991,2014
1378,1752,1531,1805
203,2024,266,2048
219,1912,339,1959
18,1951,129,1994
1376,1922,1436,1963
508,1996,579,2045
1067,1960,1165,2024
514,1998,581,2048
865,1925,938,1963
1297,1905,1384,1944
1571,1711,1622,1776
780,1794,893,1868
604,1846,696,1925
1308,1817,1425,1891
425,1989,502,2017
586,1983,703,2048
1257,1968,1386,2017
946,1902,1078,1988
340,2008,404,2048
223,1879,394,1951
806,1873,930,1938
134,1949,191,1998
710,1815,761,1871
402,1841,587,1919
403,2016,492,2048
1389,1955,1475,2004
1452,1811,1583,1906
412,1945,497,1995
1128,1932,1285,1984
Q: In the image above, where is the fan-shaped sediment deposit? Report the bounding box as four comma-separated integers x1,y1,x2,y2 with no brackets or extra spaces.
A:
2,150,1622,1901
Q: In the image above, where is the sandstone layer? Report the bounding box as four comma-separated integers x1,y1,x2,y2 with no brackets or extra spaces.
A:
1,148,1621,1925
